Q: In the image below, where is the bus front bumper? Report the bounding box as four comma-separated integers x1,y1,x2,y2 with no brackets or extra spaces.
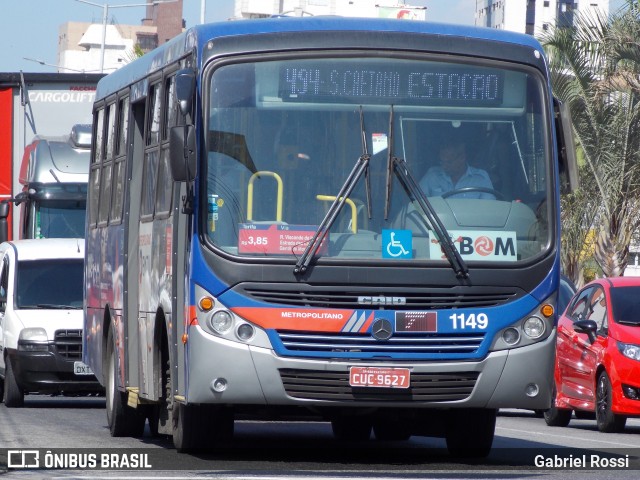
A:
185,325,555,410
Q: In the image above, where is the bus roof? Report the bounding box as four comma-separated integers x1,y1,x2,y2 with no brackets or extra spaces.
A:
95,17,546,102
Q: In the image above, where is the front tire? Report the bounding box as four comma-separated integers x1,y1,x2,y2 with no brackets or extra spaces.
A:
373,418,411,441
596,371,626,433
105,328,145,437
4,357,24,408
445,408,495,458
544,385,571,427
173,403,234,452
331,415,372,441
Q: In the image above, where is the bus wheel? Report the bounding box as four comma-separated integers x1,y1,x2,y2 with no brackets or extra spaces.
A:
331,415,372,441
105,329,145,437
172,403,234,452
373,418,411,441
445,408,495,458
4,357,24,408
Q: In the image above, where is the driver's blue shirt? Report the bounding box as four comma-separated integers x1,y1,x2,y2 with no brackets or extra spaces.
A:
420,165,495,199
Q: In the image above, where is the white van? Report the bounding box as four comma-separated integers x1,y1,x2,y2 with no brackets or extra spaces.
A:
0,238,102,407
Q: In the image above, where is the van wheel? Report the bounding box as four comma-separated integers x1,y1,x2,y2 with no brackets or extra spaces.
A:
4,357,24,408
105,329,145,437
445,408,495,458
596,371,626,433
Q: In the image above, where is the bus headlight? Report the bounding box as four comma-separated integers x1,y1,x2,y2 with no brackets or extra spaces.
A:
523,316,545,339
502,327,520,345
236,323,255,341
209,310,234,334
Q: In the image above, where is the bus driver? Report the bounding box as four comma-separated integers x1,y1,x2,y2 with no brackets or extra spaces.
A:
419,134,496,200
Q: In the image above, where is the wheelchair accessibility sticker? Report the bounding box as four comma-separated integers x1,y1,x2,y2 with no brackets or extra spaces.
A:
382,229,412,259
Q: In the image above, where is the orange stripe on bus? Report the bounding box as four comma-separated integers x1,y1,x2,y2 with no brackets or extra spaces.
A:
231,307,355,332
359,313,375,332
188,305,198,326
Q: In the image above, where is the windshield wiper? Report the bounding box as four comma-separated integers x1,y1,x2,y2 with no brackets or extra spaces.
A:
616,320,640,326
20,304,81,310
384,106,469,279
294,107,371,274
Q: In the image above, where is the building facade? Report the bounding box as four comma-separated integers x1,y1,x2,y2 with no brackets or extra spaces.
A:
475,0,609,36
57,0,184,74
233,0,426,20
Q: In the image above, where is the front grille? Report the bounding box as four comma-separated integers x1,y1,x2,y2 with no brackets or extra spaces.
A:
54,329,83,360
278,331,484,355
280,368,479,402
236,283,520,310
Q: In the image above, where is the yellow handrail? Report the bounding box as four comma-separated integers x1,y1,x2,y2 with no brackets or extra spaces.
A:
247,171,283,222
316,195,357,233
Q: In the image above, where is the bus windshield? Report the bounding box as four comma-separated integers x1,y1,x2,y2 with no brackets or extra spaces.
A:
206,56,551,264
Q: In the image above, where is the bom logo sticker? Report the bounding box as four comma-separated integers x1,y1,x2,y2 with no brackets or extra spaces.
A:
430,230,517,262
474,236,494,256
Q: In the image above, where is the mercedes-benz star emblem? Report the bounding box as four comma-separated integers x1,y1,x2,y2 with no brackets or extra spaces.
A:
371,318,393,341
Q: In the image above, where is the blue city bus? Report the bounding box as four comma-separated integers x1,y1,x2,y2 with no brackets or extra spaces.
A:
84,16,577,456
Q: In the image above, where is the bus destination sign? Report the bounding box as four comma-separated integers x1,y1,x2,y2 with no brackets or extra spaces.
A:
279,62,504,106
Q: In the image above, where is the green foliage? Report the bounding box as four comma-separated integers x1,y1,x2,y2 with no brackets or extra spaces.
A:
542,4,640,282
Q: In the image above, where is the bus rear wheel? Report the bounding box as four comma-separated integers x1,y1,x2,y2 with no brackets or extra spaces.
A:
445,408,495,458
105,329,145,437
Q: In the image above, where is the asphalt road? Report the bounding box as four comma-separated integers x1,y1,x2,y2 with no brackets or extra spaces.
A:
2,396,640,478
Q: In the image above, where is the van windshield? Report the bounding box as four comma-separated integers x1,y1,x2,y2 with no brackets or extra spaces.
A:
16,259,83,309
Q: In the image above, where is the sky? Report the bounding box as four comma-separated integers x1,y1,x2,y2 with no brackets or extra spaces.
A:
0,0,628,73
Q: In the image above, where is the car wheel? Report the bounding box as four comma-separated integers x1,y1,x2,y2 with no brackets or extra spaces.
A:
543,385,571,427
4,357,24,408
596,370,626,433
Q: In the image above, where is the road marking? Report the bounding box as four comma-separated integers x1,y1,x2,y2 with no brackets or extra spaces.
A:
497,426,640,448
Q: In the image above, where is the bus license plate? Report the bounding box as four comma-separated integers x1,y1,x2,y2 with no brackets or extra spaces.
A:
349,366,410,389
74,361,94,375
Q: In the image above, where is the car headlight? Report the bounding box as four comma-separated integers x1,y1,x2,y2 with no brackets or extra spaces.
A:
18,327,49,352
618,342,640,361
19,327,48,342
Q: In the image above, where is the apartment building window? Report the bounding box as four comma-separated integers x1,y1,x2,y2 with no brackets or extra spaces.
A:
137,33,158,52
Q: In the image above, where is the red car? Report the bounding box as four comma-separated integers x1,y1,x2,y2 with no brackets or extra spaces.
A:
545,276,640,432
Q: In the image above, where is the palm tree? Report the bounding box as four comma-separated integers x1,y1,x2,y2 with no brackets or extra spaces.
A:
542,2,640,279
